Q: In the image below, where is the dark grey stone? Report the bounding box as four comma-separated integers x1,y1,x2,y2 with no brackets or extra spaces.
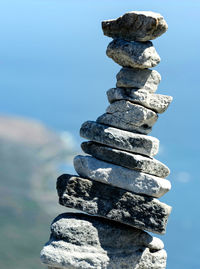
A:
80,121,159,157
102,11,168,42
81,142,170,178
57,174,172,235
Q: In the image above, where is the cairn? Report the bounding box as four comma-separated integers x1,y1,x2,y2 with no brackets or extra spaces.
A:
41,11,172,269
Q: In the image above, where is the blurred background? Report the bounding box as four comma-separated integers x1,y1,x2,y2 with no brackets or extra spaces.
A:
0,0,199,268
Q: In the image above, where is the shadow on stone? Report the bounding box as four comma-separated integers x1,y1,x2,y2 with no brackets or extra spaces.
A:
41,212,167,269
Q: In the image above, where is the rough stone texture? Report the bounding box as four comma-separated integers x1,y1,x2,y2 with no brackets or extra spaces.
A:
116,67,161,92
45,243,167,269
41,238,109,269
41,213,167,269
97,113,152,135
74,155,171,198
107,88,173,114
57,174,172,234
50,213,164,251
102,11,168,42
81,141,170,178
106,39,160,69
80,121,159,157
97,100,158,134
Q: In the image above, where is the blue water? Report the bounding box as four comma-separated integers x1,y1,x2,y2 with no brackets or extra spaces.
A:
0,1,200,268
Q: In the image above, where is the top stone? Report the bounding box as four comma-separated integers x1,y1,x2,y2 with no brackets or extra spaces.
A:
102,11,168,42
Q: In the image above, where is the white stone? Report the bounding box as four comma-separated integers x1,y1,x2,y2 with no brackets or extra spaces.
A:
41,239,108,269
74,155,171,198
43,240,167,269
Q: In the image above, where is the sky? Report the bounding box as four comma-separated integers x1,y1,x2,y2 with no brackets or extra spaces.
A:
0,0,200,268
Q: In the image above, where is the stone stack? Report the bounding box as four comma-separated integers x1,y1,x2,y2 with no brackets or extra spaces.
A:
41,11,172,269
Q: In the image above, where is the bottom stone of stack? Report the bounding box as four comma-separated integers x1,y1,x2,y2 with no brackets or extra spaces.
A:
57,174,171,234
41,213,167,269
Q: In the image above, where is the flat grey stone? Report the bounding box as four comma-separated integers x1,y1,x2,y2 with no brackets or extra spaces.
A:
57,174,172,234
41,213,167,269
116,67,161,92
97,100,158,134
80,121,159,157
107,88,173,114
81,142,170,178
97,113,151,134
102,11,168,42
74,155,171,198
107,39,160,69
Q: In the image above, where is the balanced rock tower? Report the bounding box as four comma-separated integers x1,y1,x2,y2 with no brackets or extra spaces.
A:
41,11,172,269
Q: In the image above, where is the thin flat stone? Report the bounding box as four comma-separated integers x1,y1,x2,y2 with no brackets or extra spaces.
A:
57,174,172,234
81,142,170,178
97,100,158,134
41,213,167,269
74,155,171,198
116,67,161,92
106,39,160,69
107,88,173,114
102,11,168,42
80,121,159,157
